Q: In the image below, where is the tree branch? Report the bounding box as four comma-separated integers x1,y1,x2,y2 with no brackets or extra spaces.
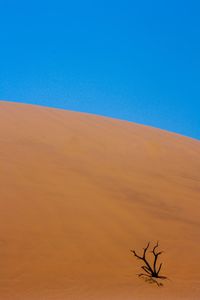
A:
131,242,167,281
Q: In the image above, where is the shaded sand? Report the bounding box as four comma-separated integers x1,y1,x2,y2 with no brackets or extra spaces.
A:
0,101,200,299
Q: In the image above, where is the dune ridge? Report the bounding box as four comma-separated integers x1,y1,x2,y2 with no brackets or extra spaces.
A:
0,101,200,299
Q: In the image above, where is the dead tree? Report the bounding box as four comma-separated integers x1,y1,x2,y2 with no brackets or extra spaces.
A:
131,242,167,280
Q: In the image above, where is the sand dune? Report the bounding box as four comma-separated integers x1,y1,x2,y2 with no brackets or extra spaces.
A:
0,101,200,299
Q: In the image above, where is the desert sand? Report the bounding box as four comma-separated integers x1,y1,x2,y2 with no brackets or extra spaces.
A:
0,101,200,299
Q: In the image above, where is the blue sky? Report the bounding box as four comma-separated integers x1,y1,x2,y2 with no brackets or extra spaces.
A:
0,0,199,140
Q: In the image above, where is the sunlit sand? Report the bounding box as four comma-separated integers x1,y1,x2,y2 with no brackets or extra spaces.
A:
0,101,199,299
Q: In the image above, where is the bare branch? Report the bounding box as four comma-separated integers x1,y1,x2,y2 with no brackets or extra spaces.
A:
131,241,167,282
141,266,152,275
157,262,162,274
131,242,154,275
151,242,163,275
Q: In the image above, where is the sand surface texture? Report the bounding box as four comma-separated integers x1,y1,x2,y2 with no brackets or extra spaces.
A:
0,101,200,299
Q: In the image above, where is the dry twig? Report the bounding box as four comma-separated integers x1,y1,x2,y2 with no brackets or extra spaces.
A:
131,242,167,281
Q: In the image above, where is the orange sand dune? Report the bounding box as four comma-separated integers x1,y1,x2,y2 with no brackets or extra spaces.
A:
0,101,200,299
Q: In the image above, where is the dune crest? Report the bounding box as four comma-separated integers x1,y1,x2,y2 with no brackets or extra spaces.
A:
0,101,200,299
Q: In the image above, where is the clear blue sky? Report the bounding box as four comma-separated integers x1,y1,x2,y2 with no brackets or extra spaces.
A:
0,0,199,140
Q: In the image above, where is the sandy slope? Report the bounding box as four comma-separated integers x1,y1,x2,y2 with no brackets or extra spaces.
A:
0,101,200,300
